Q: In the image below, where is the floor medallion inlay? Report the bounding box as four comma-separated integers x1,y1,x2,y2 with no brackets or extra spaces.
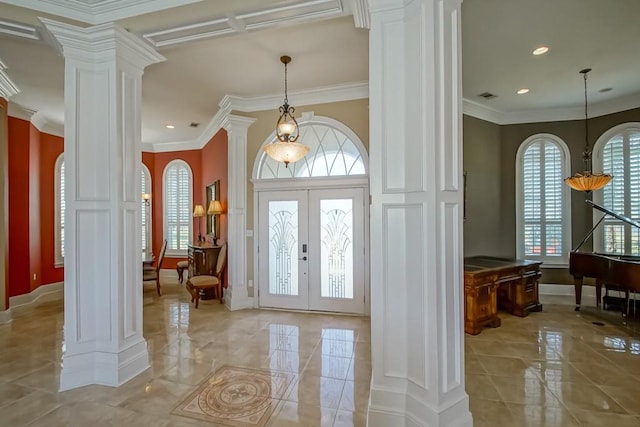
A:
172,366,294,426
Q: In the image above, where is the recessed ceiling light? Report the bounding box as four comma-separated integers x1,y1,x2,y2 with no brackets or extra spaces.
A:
532,46,549,55
165,125,175,129
517,88,530,94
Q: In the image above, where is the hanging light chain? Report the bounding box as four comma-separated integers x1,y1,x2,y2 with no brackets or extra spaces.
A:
580,68,592,169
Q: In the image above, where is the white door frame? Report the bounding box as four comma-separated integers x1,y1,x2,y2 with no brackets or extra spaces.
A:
252,176,370,315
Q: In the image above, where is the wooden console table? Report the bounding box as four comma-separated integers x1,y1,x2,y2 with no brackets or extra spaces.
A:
464,256,542,335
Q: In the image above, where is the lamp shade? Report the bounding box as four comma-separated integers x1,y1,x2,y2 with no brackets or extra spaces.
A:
193,204,205,217
263,141,309,167
141,193,151,201
564,171,612,192
207,200,223,215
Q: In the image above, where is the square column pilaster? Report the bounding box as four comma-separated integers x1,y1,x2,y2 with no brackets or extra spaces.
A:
367,0,472,426
222,114,256,310
41,18,165,391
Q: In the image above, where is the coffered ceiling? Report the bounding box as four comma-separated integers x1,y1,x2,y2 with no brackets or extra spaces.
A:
0,0,638,149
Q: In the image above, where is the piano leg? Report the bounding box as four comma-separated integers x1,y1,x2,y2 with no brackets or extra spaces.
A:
574,276,583,311
595,280,602,308
623,290,630,318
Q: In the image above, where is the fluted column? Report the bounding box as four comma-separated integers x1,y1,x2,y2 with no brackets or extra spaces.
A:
41,18,165,391
222,114,256,310
367,0,472,425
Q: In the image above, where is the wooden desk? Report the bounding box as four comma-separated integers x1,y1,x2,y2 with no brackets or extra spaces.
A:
464,256,542,335
188,243,222,300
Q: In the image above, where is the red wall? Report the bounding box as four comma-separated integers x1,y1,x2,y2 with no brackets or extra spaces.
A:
7,117,31,297
40,133,64,285
1,98,8,308
201,129,228,243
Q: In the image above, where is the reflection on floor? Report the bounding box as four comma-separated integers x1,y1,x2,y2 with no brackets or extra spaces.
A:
0,278,639,426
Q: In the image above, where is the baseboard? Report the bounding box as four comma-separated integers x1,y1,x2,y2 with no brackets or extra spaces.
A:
539,283,596,298
0,309,11,324
9,281,64,309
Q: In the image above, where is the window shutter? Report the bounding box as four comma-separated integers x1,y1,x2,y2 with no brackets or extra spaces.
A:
164,162,192,252
521,139,565,260
602,130,640,254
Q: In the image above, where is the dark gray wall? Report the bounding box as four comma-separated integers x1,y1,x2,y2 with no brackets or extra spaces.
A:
463,116,504,256
463,107,640,284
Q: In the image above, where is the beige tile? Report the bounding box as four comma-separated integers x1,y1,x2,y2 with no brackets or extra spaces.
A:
268,401,336,427
285,373,345,409
475,355,530,377
303,353,351,379
465,374,501,401
545,380,627,414
334,410,367,427
117,378,196,416
506,402,581,427
339,380,370,413
570,409,640,427
468,397,517,427
465,355,487,374
0,389,66,426
490,374,562,406
0,382,39,409
570,360,639,387
346,358,371,382
599,384,640,414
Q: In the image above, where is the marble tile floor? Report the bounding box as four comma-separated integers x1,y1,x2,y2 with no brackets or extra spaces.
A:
0,277,637,426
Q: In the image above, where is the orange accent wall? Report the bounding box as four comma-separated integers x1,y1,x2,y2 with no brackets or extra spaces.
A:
1,98,8,309
29,124,41,292
7,117,31,297
201,129,228,243
40,133,64,285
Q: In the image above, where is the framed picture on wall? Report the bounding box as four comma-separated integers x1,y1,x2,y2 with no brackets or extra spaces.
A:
206,180,220,239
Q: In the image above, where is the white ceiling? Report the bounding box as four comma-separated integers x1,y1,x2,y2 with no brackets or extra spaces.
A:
0,0,639,148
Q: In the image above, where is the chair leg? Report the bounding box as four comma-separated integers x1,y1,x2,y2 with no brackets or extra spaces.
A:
156,276,162,296
219,285,224,304
194,289,200,309
177,266,183,283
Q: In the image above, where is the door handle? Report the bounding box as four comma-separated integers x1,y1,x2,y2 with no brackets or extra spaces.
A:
302,244,307,253
299,256,307,261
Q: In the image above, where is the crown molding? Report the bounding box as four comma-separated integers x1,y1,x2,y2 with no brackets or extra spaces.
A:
463,92,640,125
350,0,370,28
0,59,20,100
0,0,203,25
143,0,344,48
0,18,40,40
220,80,369,113
7,102,64,136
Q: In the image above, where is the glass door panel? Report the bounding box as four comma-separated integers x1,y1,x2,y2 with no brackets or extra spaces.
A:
259,191,308,310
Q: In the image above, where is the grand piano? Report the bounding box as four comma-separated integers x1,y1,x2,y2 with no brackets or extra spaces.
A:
570,200,640,315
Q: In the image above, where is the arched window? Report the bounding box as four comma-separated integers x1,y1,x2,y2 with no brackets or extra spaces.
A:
593,124,640,255
141,164,152,254
516,134,571,264
163,160,192,255
255,115,367,179
55,154,65,266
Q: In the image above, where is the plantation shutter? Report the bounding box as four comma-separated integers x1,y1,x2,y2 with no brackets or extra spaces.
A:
165,162,191,251
141,169,148,253
522,140,564,258
602,130,640,254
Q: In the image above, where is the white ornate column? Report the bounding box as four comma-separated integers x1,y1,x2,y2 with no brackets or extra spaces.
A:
41,19,165,391
222,114,256,310
368,0,472,426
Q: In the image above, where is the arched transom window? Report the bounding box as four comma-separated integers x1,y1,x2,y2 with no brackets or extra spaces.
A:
257,117,367,179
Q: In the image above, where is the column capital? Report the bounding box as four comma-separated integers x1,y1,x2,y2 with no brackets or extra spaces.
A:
222,114,256,134
40,18,165,69
0,59,20,100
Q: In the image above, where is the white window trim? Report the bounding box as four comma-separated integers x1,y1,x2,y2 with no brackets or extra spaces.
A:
141,163,152,254
515,133,572,265
252,113,369,180
162,159,193,257
54,153,64,267
592,122,640,253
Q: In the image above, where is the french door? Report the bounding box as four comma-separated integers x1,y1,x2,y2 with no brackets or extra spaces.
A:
258,188,366,314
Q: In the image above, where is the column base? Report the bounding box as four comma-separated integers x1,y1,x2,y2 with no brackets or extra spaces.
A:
225,287,253,311
367,385,473,427
59,339,149,391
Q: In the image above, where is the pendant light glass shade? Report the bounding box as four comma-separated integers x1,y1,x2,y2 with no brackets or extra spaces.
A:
264,55,308,168
564,68,612,192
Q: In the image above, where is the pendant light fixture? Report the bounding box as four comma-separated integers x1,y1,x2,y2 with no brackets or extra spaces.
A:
564,68,612,192
263,55,309,168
